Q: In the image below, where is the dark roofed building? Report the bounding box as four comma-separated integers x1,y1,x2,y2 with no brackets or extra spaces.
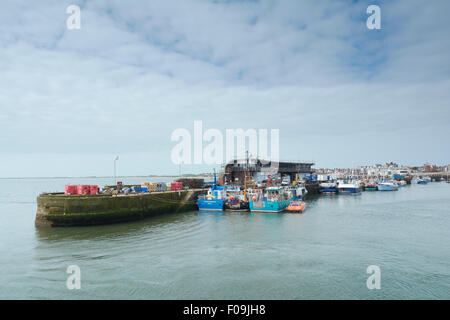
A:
224,159,314,185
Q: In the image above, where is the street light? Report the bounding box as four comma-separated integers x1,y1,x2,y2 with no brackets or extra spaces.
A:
114,156,119,181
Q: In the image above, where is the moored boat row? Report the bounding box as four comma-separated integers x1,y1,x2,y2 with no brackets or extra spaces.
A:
318,179,413,193
197,170,309,214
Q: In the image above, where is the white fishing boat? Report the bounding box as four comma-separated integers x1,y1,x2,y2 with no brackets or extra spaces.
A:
337,180,361,194
378,181,399,191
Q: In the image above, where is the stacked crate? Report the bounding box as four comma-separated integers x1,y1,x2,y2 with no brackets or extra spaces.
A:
89,185,99,195
171,182,183,191
176,178,203,189
149,182,157,192
141,182,149,192
141,182,151,192
156,183,166,192
64,185,78,195
77,185,91,195
65,185,99,195
141,182,157,192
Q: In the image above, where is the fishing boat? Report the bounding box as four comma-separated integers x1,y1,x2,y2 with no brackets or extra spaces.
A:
249,187,293,213
417,178,428,184
290,174,308,200
224,187,249,211
290,183,308,200
378,181,399,191
336,180,361,194
285,201,306,213
397,180,407,187
364,182,378,191
224,151,252,211
319,181,337,194
197,170,227,211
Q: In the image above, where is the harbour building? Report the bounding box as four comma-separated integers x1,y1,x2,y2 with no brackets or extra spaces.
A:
223,158,314,185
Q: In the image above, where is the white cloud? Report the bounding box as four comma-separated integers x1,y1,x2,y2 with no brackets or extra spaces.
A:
0,0,449,176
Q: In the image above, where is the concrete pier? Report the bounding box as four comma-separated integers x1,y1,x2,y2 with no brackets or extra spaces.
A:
35,189,205,227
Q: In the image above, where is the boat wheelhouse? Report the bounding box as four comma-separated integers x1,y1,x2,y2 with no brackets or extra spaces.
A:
197,169,227,211
249,187,293,213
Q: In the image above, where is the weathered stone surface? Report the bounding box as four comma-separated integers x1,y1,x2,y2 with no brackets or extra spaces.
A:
35,189,204,227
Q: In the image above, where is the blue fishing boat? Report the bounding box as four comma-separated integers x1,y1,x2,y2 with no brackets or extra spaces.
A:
319,182,337,194
412,177,428,184
197,170,227,211
249,187,293,213
378,181,399,191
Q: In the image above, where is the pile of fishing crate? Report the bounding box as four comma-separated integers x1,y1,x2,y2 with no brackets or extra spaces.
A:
140,181,183,192
65,185,99,195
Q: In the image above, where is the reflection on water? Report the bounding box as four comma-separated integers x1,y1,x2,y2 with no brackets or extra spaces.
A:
0,179,449,299
35,211,194,242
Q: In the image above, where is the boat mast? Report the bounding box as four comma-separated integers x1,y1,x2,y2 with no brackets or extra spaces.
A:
244,150,248,201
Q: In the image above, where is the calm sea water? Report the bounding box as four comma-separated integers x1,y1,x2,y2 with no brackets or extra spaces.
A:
0,177,449,299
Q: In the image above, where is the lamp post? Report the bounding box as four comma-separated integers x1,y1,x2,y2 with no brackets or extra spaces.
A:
114,156,119,182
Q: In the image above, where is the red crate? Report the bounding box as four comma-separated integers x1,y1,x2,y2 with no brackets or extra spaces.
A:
77,185,91,195
171,182,183,191
65,185,77,195
89,185,99,195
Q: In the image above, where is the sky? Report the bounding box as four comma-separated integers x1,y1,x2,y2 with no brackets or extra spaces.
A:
0,0,449,177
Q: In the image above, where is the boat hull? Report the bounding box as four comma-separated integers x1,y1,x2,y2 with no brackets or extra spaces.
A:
285,201,306,213
378,184,398,191
249,199,291,213
338,187,361,194
197,199,225,211
224,201,249,211
319,186,337,194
